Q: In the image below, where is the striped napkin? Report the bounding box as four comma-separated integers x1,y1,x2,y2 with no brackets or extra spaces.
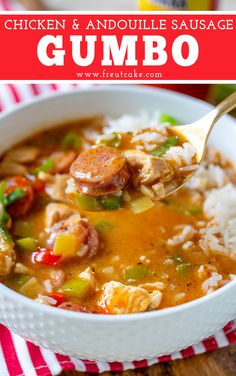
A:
0,83,236,376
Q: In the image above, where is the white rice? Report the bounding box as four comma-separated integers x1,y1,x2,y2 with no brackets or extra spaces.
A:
204,184,236,228
182,241,193,250
200,184,236,258
131,131,167,145
187,163,229,190
43,279,53,293
164,143,197,167
35,294,57,306
167,225,195,246
202,272,223,294
106,112,161,134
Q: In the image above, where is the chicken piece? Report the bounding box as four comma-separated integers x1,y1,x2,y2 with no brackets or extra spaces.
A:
152,182,166,199
149,291,163,309
47,214,99,259
49,151,77,173
79,267,96,289
45,203,77,228
4,146,40,164
0,161,27,178
38,173,70,203
5,176,34,218
139,282,163,310
140,282,165,291
99,281,151,314
13,262,30,274
0,228,15,277
70,146,130,196
124,150,173,185
49,268,65,288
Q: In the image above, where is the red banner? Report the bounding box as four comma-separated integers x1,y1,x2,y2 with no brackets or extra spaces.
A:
0,12,235,82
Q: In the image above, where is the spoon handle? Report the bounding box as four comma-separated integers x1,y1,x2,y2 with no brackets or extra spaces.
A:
169,91,236,163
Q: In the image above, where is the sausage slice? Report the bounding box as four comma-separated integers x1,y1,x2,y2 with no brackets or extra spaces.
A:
70,146,130,196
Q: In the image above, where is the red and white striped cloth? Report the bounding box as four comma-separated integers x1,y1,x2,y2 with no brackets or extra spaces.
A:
0,83,236,376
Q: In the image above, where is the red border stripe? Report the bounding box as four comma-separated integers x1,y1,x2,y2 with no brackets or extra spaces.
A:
0,325,23,376
158,355,172,362
133,359,148,368
223,327,236,344
202,337,218,351
83,360,99,373
49,84,58,91
7,84,21,103
223,321,235,334
180,346,195,358
27,341,50,376
30,84,41,96
55,354,75,371
109,362,124,371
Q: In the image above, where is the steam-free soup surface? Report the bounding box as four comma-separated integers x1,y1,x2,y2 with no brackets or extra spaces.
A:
1,115,236,314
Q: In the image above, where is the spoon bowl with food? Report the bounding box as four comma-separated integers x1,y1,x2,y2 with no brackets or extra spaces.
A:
68,92,236,213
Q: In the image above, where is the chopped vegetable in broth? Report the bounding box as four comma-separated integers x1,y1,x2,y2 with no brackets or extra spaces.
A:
0,114,236,315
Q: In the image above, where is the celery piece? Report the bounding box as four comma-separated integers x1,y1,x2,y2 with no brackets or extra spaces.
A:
98,132,121,148
129,196,154,214
32,159,54,176
95,221,114,234
75,193,100,211
10,275,30,287
5,188,26,207
0,181,10,224
61,132,81,150
13,220,33,238
98,196,121,211
16,237,38,252
53,234,77,258
20,277,42,298
176,263,191,275
152,137,179,157
107,133,121,148
0,224,13,243
125,265,149,280
159,113,178,126
61,278,90,299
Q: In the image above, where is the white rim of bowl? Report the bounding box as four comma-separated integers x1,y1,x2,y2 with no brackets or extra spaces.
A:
0,84,235,322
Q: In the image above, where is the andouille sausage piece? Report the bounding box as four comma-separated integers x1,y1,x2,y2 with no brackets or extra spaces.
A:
70,146,130,196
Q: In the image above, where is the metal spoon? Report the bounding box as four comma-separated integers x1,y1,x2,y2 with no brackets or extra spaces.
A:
167,91,236,195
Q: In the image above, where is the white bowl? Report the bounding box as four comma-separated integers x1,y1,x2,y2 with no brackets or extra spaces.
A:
0,86,236,362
